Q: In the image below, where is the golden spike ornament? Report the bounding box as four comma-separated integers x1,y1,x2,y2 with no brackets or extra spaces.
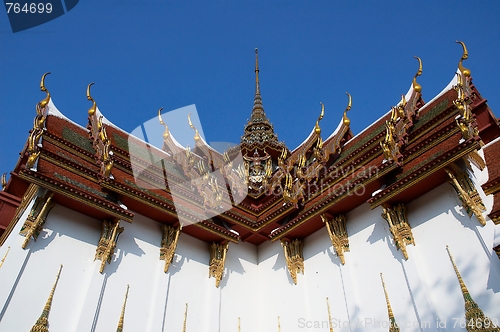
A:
86,82,97,116
30,264,63,332
380,273,400,332
1,173,6,190
381,204,414,260
326,297,334,332
20,192,55,249
39,72,51,109
182,303,188,332
209,242,229,287
456,40,471,77
281,238,305,284
343,92,352,126
0,246,10,268
116,285,129,332
158,107,171,140
95,219,124,274
446,246,499,331
315,102,325,134
188,113,201,142
412,56,423,93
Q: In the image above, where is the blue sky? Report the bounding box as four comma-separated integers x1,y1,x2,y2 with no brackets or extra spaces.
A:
1,1,500,176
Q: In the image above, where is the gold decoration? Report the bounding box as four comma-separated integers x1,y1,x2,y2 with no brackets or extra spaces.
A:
380,273,400,332
238,317,241,332
0,184,39,246
445,163,486,226
321,214,349,265
456,40,471,77
30,264,63,332
221,152,248,198
343,92,352,126
87,83,114,178
315,102,325,134
326,297,334,332
281,238,304,284
0,246,10,268
446,246,499,332
160,224,181,273
95,219,124,274
116,284,129,332
467,151,486,171
1,173,6,190
381,204,414,260
19,191,55,249
209,242,229,287
412,56,423,93
158,107,170,140
182,303,188,332
188,113,201,142
454,71,479,142
26,73,51,169
278,316,281,332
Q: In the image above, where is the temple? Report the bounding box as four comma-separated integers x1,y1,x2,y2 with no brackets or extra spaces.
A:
1,43,500,331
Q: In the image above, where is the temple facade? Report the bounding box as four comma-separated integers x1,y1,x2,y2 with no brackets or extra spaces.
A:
0,43,500,332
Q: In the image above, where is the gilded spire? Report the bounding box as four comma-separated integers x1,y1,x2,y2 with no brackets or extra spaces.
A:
380,273,400,332
253,48,262,112
315,103,325,134
39,72,51,110
182,303,188,332
87,82,97,116
343,92,352,126
412,56,422,93
30,265,63,332
456,41,471,77
326,297,334,332
445,246,498,331
116,284,129,332
0,246,10,268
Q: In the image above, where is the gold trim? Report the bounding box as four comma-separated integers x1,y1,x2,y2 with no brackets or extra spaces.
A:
1,173,6,191
281,238,304,284
456,41,471,77
95,220,124,274
20,191,55,249
30,264,62,332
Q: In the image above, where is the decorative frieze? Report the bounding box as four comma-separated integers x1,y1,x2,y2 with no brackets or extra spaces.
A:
95,219,124,273
281,238,304,284
209,242,229,287
19,191,55,249
30,264,63,332
321,214,349,265
446,246,499,332
381,204,414,260
159,224,181,273
445,163,486,226
380,273,400,332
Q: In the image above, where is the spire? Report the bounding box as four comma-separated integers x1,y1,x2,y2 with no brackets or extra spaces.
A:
30,265,63,332
380,273,400,332
116,285,129,332
251,48,265,118
446,245,499,331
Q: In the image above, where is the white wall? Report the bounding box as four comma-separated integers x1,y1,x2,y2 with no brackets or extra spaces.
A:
1,158,499,332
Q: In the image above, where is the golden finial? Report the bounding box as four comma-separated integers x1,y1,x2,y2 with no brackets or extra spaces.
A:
255,48,260,90
188,113,200,142
380,273,400,331
158,107,170,140
182,303,188,332
30,264,63,332
315,102,325,134
0,246,10,268
116,284,129,332
278,316,281,332
1,173,6,191
446,245,469,296
343,92,352,126
38,72,51,109
87,82,97,116
456,41,471,77
326,297,334,332
412,56,422,93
